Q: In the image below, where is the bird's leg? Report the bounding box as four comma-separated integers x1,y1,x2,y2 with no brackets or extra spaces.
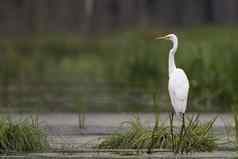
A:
169,111,174,151
181,113,185,154
176,113,185,153
182,113,185,134
181,113,189,154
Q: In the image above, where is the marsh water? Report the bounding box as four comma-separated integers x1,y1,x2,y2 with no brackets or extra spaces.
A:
1,113,238,158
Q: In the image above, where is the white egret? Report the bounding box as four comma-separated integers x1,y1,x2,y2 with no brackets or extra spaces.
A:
156,34,189,151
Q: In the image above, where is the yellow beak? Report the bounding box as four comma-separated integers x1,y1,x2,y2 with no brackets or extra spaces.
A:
155,36,167,40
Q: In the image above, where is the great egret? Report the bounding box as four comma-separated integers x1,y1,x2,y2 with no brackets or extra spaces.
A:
156,34,189,151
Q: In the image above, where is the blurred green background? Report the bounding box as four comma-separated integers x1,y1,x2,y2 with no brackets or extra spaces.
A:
0,1,237,112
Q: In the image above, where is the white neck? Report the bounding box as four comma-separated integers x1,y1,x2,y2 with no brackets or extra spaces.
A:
168,36,178,77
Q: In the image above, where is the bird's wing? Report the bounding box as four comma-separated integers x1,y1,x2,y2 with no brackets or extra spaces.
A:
170,69,189,101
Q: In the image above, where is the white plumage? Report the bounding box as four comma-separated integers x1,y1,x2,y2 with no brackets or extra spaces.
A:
169,68,189,115
157,34,189,116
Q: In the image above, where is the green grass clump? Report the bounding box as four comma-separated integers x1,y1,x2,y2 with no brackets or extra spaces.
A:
98,115,217,154
232,104,238,145
0,116,48,154
173,115,217,153
98,116,169,149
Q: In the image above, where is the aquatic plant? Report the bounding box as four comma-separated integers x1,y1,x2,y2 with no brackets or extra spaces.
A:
173,115,217,153
98,114,217,154
232,104,238,145
0,116,48,154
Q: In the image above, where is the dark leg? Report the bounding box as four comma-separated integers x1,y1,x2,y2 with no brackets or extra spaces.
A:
182,113,185,134
181,113,185,154
176,113,185,153
169,111,174,151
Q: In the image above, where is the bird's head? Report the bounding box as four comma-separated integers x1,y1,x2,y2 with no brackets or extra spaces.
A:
156,34,177,41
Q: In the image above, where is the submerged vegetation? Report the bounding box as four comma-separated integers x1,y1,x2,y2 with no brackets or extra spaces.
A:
0,116,48,154
98,115,217,153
